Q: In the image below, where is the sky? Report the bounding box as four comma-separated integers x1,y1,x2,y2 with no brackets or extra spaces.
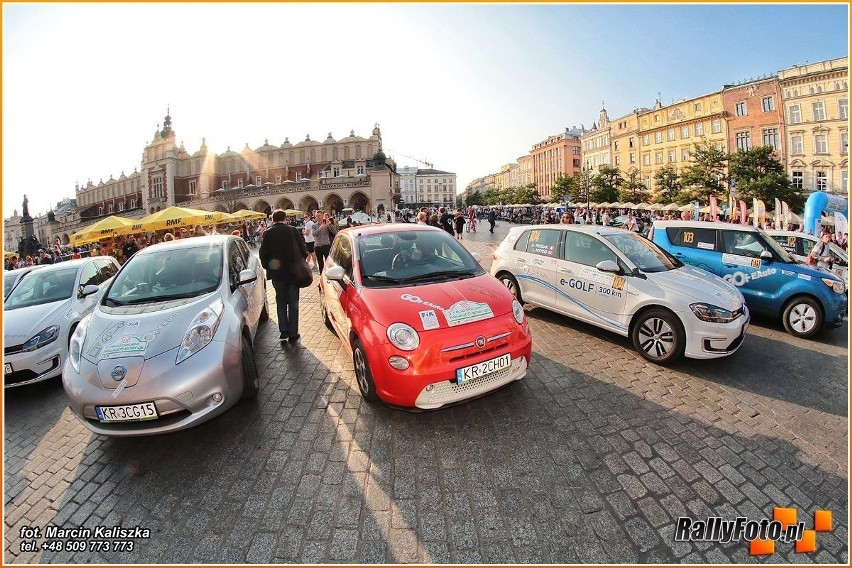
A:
2,2,849,218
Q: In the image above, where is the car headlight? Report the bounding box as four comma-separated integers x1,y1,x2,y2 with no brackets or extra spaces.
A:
176,299,224,365
821,277,846,295
21,325,60,353
386,323,420,351
690,303,737,323
512,300,525,324
68,315,91,373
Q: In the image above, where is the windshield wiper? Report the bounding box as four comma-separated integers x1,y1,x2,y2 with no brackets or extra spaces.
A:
402,269,478,283
104,297,128,306
363,274,403,284
124,292,201,304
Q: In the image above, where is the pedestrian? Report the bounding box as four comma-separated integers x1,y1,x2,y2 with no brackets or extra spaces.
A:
624,212,638,232
163,232,176,242
560,212,572,224
37,249,53,265
122,235,140,262
71,248,81,260
454,210,466,240
808,232,834,271
259,209,309,346
416,211,428,225
193,224,207,237
302,213,318,271
313,212,336,275
487,208,496,233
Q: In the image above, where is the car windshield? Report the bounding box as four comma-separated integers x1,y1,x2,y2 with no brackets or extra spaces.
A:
105,245,222,305
5,267,77,310
604,231,681,273
357,230,484,287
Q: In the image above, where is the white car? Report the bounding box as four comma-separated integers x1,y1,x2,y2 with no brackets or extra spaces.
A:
4,257,119,387
491,225,750,364
765,230,848,282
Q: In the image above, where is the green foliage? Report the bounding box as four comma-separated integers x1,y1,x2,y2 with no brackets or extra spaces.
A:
652,164,688,204
679,141,727,202
728,146,804,210
553,174,580,203
481,184,541,206
619,167,649,203
465,190,485,207
590,166,622,203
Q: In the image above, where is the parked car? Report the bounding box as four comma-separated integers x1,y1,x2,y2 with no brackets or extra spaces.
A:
765,229,848,282
649,221,846,339
320,224,532,409
63,236,269,436
491,224,748,364
4,258,119,388
3,265,45,299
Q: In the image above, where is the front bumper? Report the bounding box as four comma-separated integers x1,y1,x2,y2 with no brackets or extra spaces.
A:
63,339,243,436
682,306,750,360
4,342,65,388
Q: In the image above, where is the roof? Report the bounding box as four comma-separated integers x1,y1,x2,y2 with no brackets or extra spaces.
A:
342,224,446,238
651,220,762,231
135,235,233,256
508,223,631,237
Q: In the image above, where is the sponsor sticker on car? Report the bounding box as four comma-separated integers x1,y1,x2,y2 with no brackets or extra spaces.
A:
4,363,12,375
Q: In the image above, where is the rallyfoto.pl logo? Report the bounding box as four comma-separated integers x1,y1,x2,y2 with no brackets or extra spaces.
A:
675,507,832,555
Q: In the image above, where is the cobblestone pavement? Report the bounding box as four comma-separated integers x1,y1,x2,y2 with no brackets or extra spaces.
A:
4,221,849,563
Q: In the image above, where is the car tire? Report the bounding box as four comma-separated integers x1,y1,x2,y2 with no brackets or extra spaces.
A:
631,308,685,364
352,338,378,402
497,272,523,304
782,296,822,338
240,338,259,400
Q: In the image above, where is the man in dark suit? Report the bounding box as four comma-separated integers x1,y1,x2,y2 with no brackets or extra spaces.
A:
259,209,309,345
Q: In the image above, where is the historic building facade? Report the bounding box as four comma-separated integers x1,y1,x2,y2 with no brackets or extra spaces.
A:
778,57,848,195
721,77,786,171
530,127,583,201
581,106,613,172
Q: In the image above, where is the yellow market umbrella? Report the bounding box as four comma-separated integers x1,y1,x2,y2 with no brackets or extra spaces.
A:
5,251,18,259
133,206,223,232
70,215,135,245
283,209,304,217
231,209,267,221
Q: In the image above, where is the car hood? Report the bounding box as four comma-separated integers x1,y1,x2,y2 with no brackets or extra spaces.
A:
81,298,213,363
358,273,515,331
649,265,743,310
4,299,72,344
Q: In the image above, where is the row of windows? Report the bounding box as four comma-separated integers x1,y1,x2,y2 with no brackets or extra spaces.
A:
734,96,776,117
642,119,723,146
784,81,848,99
98,200,138,215
790,132,849,155
788,99,848,124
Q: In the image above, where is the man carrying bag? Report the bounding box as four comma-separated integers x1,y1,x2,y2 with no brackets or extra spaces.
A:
260,209,310,345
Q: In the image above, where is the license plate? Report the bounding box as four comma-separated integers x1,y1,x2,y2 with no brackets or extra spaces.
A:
456,353,511,384
4,363,12,375
96,402,158,423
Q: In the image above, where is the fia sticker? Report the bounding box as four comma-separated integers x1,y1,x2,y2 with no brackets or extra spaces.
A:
123,321,140,335
419,310,440,330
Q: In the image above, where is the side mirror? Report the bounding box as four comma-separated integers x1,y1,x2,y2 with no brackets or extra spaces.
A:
325,266,346,281
79,284,100,298
596,260,621,274
238,269,257,285
759,250,773,262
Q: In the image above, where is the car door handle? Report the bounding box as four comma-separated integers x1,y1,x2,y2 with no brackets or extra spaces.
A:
558,267,573,274
516,257,526,263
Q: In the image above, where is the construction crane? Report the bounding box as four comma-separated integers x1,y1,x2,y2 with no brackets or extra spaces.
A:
386,149,433,169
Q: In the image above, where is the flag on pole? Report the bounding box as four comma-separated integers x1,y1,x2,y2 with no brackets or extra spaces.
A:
782,201,791,230
774,198,782,229
753,198,765,228
739,200,748,225
710,196,718,222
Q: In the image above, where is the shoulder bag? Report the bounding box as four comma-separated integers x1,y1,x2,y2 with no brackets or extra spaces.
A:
290,232,313,288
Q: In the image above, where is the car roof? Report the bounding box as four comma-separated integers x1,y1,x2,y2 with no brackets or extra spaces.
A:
23,258,106,274
652,220,762,232
510,223,631,237
345,224,446,237
4,265,46,276
135,235,232,255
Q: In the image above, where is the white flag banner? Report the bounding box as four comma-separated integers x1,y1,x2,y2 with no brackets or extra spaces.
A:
834,212,848,236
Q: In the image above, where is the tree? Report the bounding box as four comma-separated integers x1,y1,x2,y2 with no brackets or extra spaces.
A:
728,146,804,211
552,174,580,203
652,164,687,204
679,141,727,202
512,184,542,205
483,187,502,206
619,167,649,203
465,190,485,207
589,166,622,203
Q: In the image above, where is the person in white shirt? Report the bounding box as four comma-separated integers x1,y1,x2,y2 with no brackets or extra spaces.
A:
302,213,318,270
624,212,638,232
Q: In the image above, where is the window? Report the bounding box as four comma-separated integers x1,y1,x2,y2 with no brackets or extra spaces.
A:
222,181,229,190
79,262,100,289
130,199,137,209
814,134,828,154
615,156,621,166
842,132,849,155
357,165,365,175
667,128,676,141
118,202,124,212
333,167,340,177
791,135,803,155
681,148,690,162
107,204,113,214
642,134,650,145
665,227,716,250
276,174,282,184
296,172,303,181
721,231,765,259
643,154,651,166
735,131,752,151
629,152,636,164
614,141,619,151
792,171,803,190
762,96,775,112
668,150,676,163
695,123,704,136
839,99,848,120
98,206,104,216
152,175,164,198
236,178,243,189
695,103,702,111
681,126,689,139
789,104,802,124
655,132,663,144
564,232,617,267
256,176,262,186
762,128,779,150
711,119,722,133
735,101,747,116
816,171,827,191
629,137,635,148
655,152,663,164
188,180,196,195
812,101,826,121
842,171,848,192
